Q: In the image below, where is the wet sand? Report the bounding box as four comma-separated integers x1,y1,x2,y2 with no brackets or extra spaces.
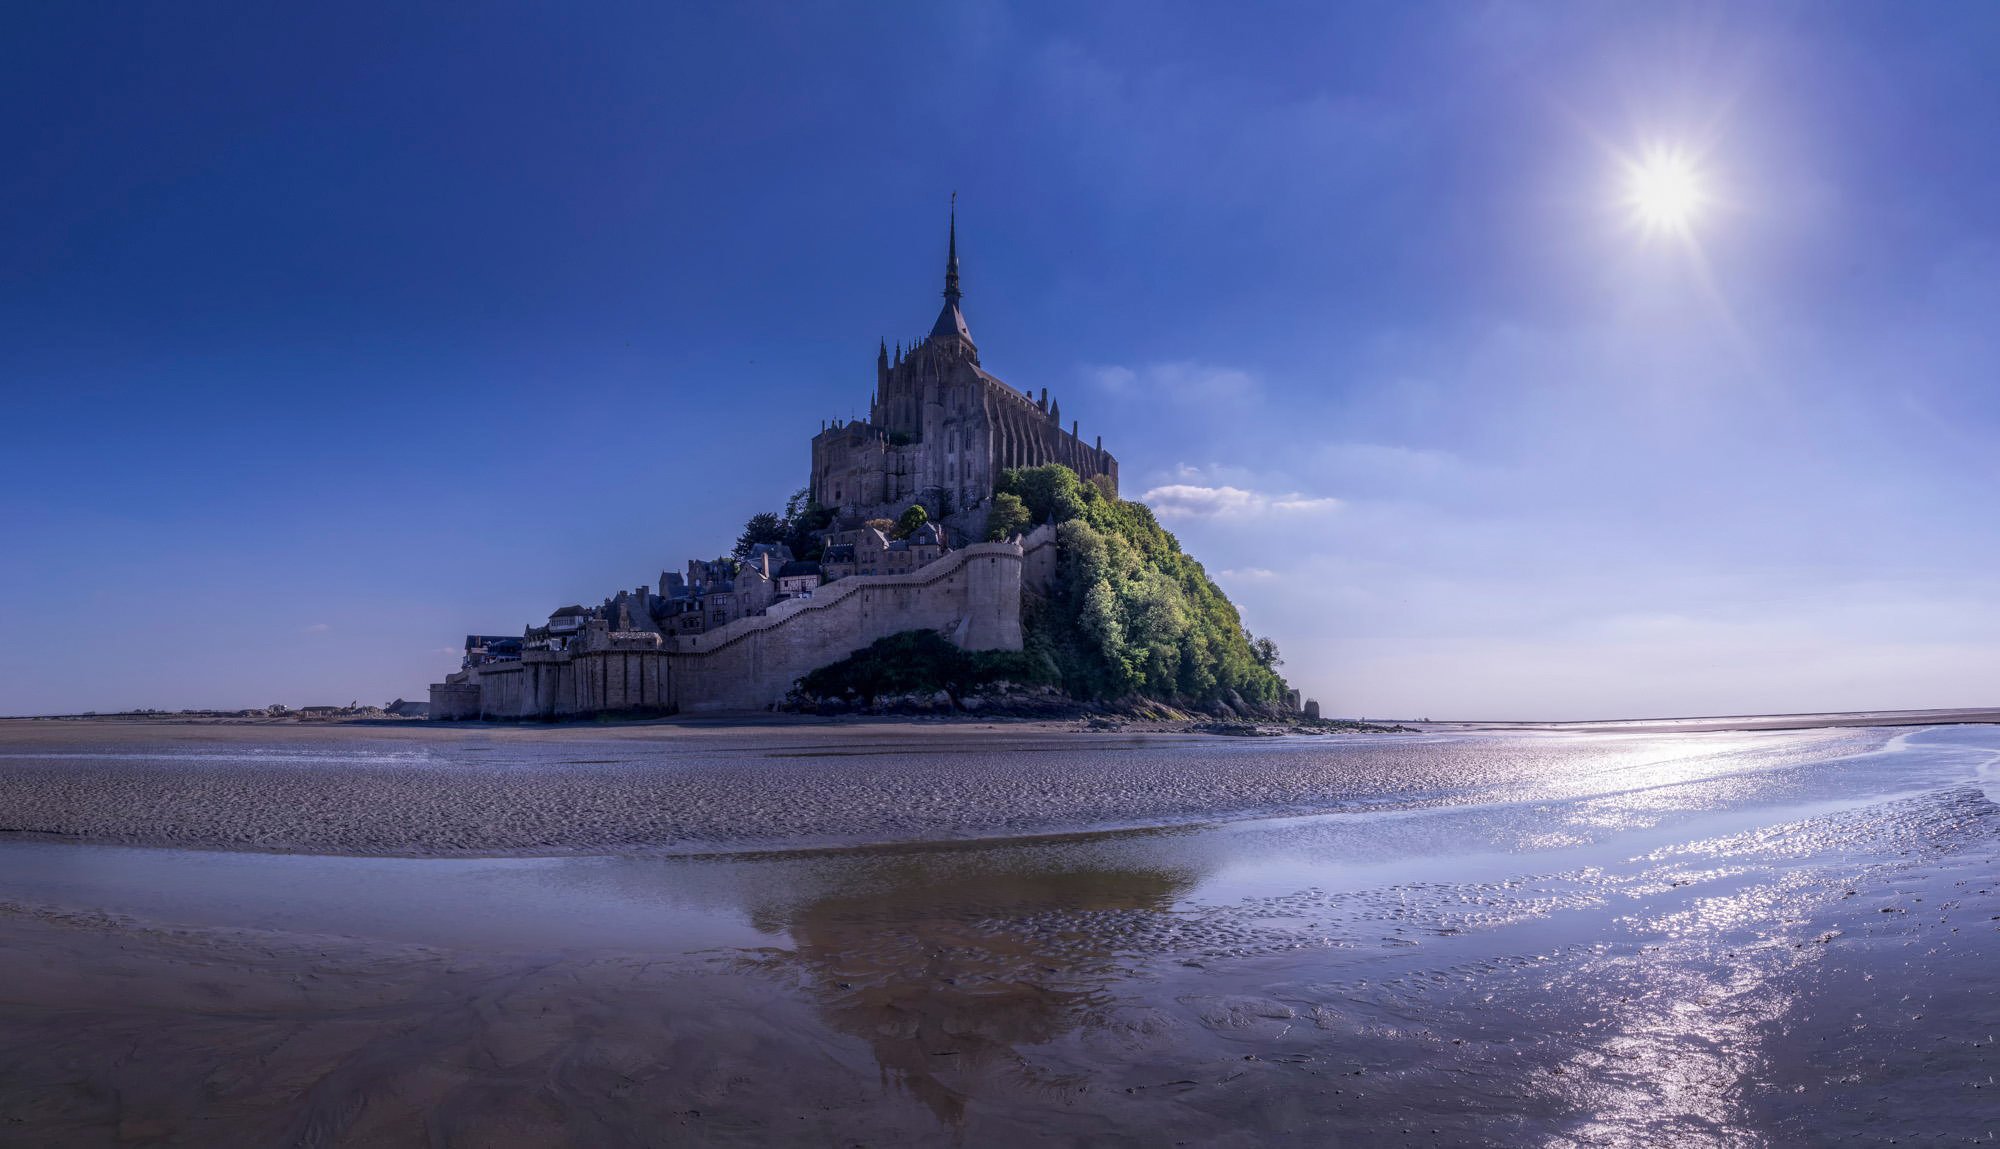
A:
0,718,1849,857
1,719,1997,1145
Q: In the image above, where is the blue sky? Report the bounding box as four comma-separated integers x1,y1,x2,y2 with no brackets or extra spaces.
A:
4,2,1997,718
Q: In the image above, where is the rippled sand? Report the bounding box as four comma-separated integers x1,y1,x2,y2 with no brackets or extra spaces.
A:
1,719,1996,1145
0,719,1880,856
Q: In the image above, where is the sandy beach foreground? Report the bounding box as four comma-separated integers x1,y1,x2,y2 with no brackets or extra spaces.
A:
1,717,1996,1145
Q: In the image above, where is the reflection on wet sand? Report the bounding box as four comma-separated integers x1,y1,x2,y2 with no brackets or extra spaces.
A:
765,862,1195,1127
0,725,1995,1144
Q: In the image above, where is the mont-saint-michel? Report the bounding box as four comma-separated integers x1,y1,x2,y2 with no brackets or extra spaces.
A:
430,212,1306,723
9,7,2000,1147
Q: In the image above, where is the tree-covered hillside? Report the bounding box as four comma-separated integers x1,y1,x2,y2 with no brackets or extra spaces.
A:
990,465,1289,710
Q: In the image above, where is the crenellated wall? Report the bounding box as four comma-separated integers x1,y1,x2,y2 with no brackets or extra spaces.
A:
665,537,1024,711
432,535,1037,718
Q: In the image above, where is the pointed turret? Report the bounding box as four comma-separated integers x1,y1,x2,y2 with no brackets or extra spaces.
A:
928,196,974,349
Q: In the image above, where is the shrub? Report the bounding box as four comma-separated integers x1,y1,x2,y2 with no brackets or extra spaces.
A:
795,630,1055,707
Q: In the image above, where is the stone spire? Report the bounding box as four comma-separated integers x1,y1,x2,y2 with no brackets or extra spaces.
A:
928,195,974,350
943,195,961,306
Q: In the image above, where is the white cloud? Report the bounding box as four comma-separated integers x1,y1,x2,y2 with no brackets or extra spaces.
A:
1311,443,1471,484
302,623,332,634
1086,361,1259,403
1220,567,1279,581
1088,364,1137,392
1269,493,1343,512
1140,483,1342,518
1166,461,1259,486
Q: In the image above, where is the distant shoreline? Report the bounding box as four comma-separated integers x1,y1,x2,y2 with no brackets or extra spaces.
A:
1431,706,2000,734
0,710,1412,736
5,705,1996,735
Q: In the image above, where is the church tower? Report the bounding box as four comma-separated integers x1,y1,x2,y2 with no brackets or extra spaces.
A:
809,206,1119,532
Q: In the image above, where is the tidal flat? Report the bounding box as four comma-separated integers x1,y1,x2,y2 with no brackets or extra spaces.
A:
1,718,1996,1146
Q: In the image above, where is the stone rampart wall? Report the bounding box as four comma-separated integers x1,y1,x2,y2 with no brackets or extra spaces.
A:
1018,522,1059,594
433,538,1028,718
429,682,481,721
455,648,678,721
668,538,1024,712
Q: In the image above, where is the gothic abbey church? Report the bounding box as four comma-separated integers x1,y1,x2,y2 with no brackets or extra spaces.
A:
810,210,1118,528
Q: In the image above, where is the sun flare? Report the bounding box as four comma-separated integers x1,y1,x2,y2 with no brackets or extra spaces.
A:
1625,148,1705,234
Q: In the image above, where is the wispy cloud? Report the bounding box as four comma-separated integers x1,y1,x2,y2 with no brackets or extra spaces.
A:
302,623,331,634
1220,567,1279,581
1141,483,1341,518
1087,361,1259,403
1166,461,1259,486
1311,443,1471,484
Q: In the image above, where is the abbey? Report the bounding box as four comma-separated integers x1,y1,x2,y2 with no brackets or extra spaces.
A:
810,210,1118,531
430,211,1091,719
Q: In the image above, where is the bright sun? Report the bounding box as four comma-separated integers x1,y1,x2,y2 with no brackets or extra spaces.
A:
1625,148,1705,234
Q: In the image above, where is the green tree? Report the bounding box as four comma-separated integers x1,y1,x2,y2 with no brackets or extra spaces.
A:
733,512,787,559
983,492,1032,540
996,464,1088,525
781,488,835,560
1250,636,1282,669
893,503,929,539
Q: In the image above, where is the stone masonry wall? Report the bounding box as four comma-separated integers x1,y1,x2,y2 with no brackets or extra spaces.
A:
435,537,1031,718
668,538,1025,712
1018,522,1059,595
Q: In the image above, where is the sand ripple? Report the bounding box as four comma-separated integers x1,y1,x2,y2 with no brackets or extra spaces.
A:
0,721,1876,857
